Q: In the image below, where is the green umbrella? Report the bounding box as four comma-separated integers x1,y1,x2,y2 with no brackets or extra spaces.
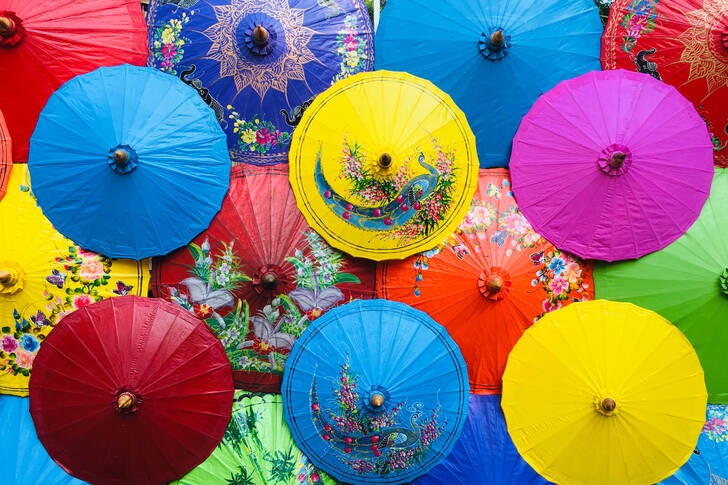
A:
173,392,336,485
595,168,727,403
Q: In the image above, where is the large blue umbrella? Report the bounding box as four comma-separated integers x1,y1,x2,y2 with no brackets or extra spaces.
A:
146,0,374,166
0,395,86,484
413,394,551,485
659,405,728,484
282,299,469,484
375,0,602,168
28,64,230,260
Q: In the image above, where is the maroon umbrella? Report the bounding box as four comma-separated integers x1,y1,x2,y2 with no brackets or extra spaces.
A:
29,296,234,485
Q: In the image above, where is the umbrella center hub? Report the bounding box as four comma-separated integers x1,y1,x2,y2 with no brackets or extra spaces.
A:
478,266,511,300
720,268,728,296
253,264,291,297
0,261,24,294
479,27,510,60
108,145,138,175
364,387,390,413
595,395,619,417
598,144,633,176
0,11,24,48
114,390,142,415
239,13,283,58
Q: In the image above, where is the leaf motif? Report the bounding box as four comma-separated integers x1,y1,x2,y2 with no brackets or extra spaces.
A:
331,272,361,285
251,316,272,341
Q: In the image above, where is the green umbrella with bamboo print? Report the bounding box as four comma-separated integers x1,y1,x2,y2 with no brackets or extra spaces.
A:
595,168,728,403
172,392,336,485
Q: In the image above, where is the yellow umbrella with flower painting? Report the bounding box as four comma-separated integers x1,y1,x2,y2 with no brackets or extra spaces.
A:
0,165,149,396
289,71,479,260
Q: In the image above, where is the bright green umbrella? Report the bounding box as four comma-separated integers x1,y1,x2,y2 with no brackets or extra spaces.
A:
173,392,335,485
595,168,728,403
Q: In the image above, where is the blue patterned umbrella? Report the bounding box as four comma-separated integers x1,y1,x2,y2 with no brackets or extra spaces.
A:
375,0,602,168
282,299,469,484
146,0,374,165
413,394,551,485
0,395,86,484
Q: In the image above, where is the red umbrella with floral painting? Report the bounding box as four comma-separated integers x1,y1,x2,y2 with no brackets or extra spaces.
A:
152,164,376,392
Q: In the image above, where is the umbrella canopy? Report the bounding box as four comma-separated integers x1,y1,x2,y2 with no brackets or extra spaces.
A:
152,164,375,392
510,69,714,261
0,0,147,163
174,392,335,485
28,64,230,260
0,110,10,201
412,394,551,485
502,300,707,485
374,0,602,168
602,0,728,166
377,169,593,394
0,165,148,397
289,70,479,261
146,0,374,166
29,296,235,485
282,299,469,484
595,168,728,403
0,395,85,484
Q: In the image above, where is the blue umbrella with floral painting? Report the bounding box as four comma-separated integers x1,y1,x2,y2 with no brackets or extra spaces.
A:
146,0,374,165
282,299,469,484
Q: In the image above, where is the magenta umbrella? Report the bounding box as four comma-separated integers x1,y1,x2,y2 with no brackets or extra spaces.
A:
510,69,714,261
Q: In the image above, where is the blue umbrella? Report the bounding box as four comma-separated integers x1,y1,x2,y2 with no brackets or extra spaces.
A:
413,394,551,485
659,405,728,484
375,0,602,168
0,395,86,484
28,64,230,260
146,0,374,166
282,299,469,484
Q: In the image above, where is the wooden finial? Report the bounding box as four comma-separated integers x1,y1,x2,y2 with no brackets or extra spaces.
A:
601,398,616,412
117,392,135,410
370,393,384,407
114,149,128,166
252,25,269,47
608,152,626,169
378,153,392,169
0,17,13,35
0,270,11,285
486,274,504,294
262,272,278,290
490,29,504,46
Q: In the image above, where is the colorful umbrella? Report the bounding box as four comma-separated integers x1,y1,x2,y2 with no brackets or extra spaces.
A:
152,164,375,392
377,169,593,394
146,0,374,166
0,110,10,201
282,299,469,484
602,0,728,166
289,70,479,261
0,0,147,163
28,64,230,260
502,300,707,485
0,395,85,484
412,394,551,485
374,0,602,167
510,69,714,261
595,168,728,403
29,296,235,485
0,165,148,397
174,392,335,485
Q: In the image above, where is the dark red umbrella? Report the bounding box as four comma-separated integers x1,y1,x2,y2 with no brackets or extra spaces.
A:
28,296,234,485
152,164,376,392
0,0,147,162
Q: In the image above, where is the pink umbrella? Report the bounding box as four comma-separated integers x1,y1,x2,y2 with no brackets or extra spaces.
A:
510,69,714,261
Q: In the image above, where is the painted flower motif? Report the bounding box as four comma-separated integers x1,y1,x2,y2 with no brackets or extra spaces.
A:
549,257,566,274
619,0,659,52
151,12,191,74
563,262,582,284
333,14,370,83
543,299,562,313
704,406,728,442
228,109,291,155
193,303,214,319
73,294,93,309
18,335,39,353
80,259,105,281
548,276,569,296
15,350,35,369
1,335,18,353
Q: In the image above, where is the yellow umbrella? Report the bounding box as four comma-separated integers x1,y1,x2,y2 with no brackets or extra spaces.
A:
289,71,478,261
0,165,149,396
502,300,707,485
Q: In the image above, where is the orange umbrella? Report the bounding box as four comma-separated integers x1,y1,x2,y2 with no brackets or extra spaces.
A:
0,110,10,201
377,169,594,393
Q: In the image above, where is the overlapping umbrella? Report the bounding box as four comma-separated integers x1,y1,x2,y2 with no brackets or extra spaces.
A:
289,70,479,260
375,0,602,167
502,300,707,485
29,296,234,485
0,110,10,201
282,299,469,484
510,69,714,261
378,169,593,394
152,164,375,392
146,0,374,165
603,0,728,166
28,64,230,260
0,0,148,162
0,165,148,397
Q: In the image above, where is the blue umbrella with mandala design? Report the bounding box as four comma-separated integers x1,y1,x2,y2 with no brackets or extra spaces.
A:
282,299,469,484
146,0,374,165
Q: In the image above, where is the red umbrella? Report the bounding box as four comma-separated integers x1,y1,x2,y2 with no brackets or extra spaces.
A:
152,164,376,392
0,110,10,200
0,0,147,162
29,296,234,485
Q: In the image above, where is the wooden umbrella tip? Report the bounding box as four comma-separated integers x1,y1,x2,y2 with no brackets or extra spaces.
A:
601,398,616,412
378,153,392,169
490,29,504,46
370,393,384,407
